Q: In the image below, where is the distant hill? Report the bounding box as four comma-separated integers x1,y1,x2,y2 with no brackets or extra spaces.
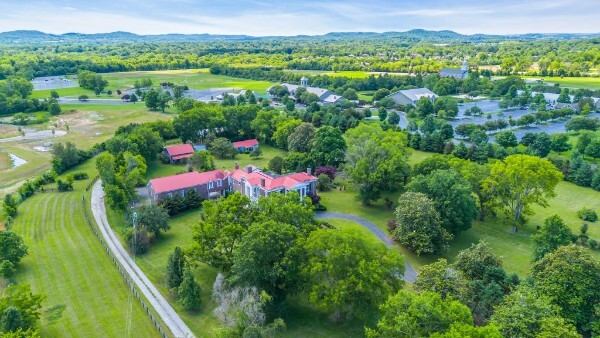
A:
0,29,598,44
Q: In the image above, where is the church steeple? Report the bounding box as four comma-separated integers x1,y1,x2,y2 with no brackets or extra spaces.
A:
300,76,308,87
461,57,468,71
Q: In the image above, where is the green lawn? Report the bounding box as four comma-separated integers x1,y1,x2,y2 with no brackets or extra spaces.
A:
286,70,407,79
523,76,600,90
0,151,11,171
32,69,276,98
320,150,600,277
9,161,159,337
0,145,51,190
145,145,288,180
106,203,366,337
0,105,172,195
103,69,275,94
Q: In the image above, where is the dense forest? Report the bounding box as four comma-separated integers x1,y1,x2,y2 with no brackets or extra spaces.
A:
0,30,599,79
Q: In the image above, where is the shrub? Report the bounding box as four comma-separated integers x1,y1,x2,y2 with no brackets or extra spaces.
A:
314,166,337,180
387,219,397,232
125,225,153,255
316,174,332,191
56,179,73,192
313,204,327,212
72,171,89,180
577,207,598,222
571,234,579,243
589,239,598,250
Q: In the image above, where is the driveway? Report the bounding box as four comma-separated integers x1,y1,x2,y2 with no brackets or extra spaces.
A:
315,211,417,283
91,181,194,338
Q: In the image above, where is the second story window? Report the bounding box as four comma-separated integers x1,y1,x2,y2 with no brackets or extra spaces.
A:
217,179,222,187
209,181,214,189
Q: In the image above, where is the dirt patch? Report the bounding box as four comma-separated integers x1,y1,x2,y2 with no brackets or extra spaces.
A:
53,110,105,135
0,124,21,139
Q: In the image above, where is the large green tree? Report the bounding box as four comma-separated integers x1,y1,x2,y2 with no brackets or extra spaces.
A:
310,126,347,167
531,215,573,262
0,231,28,271
0,284,45,333
178,267,202,311
301,227,404,321
287,122,316,153
272,118,301,149
166,246,185,289
413,259,464,300
407,169,477,234
365,291,474,338
191,193,255,271
484,154,563,231
531,245,600,333
394,192,452,255
230,221,302,304
491,285,579,338
210,138,237,159
449,158,493,221
136,204,170,237
344,124,410,205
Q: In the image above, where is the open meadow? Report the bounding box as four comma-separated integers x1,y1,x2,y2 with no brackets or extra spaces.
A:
31,69,276,99
523,75,600,90
321,150,600,276
9,161,160,337
0,104,171,195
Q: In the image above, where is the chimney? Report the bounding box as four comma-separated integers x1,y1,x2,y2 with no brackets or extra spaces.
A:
246,166,253,174
261,178,265,187
307,167,312,176
234,162,239,170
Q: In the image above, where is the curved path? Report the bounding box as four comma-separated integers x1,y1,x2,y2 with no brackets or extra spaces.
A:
315,211,417,283
91,181,194,338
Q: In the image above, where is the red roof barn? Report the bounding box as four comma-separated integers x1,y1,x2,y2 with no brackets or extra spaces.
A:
164,144,195,163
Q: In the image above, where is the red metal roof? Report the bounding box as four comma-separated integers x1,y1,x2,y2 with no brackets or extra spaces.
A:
232,139,259,149
230,169,316,191
149,170,226,194
165,144,195,157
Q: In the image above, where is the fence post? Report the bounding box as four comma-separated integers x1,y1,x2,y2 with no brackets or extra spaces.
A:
81,188,167,337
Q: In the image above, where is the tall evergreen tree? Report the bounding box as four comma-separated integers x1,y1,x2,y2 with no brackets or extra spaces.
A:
178,267,202,311
166,247,185,289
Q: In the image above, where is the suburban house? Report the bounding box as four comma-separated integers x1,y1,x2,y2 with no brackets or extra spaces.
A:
147,169,229,201
386,88,438,105
232,139,259,152
163,144,195,163
146,165,317,202
229,165,317,201
268,77,343,105
439,58,469,79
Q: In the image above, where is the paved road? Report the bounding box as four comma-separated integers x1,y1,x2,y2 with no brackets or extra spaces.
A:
58,98,132,105
0,130,67,143
91,181,194,338
315,211,417,283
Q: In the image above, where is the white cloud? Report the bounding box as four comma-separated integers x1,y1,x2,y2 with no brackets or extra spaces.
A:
0,0,597,35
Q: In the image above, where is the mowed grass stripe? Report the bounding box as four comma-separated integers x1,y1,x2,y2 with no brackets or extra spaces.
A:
12,186,160,337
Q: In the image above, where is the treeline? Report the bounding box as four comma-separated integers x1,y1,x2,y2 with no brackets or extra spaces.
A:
1,35,599,79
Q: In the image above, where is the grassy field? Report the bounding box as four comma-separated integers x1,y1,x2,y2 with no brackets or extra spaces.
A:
0,145,51,191
0,105,171,195
320,150,600,277
10,160,159,337
32,69,276,98
0,151,11,171
523,76,600,90
286,70,409,79
145,145,288,180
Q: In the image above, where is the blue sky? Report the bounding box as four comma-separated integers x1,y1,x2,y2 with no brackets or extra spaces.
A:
1,0,598,35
